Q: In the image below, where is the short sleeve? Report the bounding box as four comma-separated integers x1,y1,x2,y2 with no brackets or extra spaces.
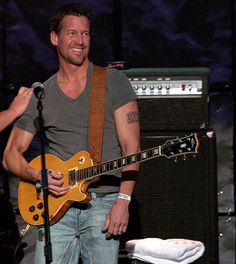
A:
15,94,39,134
106,69,137,111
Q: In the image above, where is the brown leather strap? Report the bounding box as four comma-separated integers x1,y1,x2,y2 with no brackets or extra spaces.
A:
88,65,107,163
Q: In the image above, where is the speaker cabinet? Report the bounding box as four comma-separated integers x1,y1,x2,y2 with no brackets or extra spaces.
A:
120,130,218,264
137,96,208,131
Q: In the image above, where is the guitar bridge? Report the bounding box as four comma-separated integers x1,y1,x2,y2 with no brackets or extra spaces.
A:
35,180,42,199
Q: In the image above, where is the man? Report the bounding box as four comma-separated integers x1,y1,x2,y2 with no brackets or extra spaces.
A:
0,87,32,132
3,3,140,264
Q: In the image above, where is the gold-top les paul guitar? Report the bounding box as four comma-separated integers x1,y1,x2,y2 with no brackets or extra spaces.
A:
18,133,199,226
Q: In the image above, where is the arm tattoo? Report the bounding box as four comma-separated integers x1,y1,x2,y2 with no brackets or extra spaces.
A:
126,111,139,124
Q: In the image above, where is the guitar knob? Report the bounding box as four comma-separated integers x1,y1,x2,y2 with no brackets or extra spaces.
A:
37,202,44,209
29,205,35,212
33,214,39,221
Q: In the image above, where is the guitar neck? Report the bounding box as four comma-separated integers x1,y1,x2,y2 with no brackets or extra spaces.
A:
69,146,161,183
68,133,198,183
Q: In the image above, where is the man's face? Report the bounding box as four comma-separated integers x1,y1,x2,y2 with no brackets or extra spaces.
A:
51,15,90,67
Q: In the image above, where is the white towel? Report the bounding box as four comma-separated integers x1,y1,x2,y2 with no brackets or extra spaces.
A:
125,238,205,264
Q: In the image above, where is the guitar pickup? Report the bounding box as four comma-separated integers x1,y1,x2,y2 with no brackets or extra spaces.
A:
68,168,78,186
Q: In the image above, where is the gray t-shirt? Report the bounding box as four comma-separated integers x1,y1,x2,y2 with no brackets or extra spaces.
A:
15,62,137,192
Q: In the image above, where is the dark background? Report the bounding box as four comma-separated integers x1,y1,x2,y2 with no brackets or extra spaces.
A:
0,0,233,89
0,1,235,264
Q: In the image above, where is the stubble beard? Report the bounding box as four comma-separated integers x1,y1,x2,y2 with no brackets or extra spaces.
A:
59,47,89,67
66,51,88,67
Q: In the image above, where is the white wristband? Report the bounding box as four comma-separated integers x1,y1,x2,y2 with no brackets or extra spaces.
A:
117,193,131,201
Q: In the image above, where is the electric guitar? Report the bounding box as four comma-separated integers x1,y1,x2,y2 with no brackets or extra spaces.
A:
18,133,199,226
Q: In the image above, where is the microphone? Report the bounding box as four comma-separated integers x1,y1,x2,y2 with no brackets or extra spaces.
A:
31,82,45,99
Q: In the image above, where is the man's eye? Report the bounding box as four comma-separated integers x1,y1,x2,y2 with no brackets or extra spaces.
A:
81,32,90,37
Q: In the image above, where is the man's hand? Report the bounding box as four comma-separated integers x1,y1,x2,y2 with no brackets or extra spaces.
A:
8,87,33,117
47,169,70,196
27,167,70,196
102,198,130,238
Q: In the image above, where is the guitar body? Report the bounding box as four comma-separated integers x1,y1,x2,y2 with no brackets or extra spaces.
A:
18,151,97,226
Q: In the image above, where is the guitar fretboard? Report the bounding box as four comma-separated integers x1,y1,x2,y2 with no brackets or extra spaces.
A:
67,133,198,186
68,146,161,185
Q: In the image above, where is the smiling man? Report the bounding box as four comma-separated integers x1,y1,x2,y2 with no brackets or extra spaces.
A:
3,3,140,264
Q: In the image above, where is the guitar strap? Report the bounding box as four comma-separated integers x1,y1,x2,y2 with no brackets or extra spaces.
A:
88,65,107,163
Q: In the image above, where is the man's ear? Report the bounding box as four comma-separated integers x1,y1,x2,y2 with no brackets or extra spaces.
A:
50,31,58,46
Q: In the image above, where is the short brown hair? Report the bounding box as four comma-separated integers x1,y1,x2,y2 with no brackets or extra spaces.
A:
50,3,92,33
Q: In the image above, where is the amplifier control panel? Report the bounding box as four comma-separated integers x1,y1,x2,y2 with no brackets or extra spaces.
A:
128,76,203,98
122,67,209,130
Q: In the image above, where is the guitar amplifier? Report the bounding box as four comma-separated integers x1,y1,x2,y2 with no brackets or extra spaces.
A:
122,67,209,131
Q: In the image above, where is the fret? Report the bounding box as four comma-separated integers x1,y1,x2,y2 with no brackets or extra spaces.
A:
93,165,98,176
81,167,85,179
117,159,122,168
153,147,159,156
121,158,126,166
102,163,107,172
97,164,101,174
147,149,153,158
131,155,136,163
77,169,80,180
113,160,118,169
96,165,100,175
136,153,142,162
126,156,131,165
77,168,85,179
106,162,110,171
148,149,154,158
141,151,148,160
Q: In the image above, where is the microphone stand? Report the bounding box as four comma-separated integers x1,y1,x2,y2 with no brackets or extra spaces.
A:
35,93,52,263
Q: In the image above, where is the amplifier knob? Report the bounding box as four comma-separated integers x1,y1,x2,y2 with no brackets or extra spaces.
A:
150,85,154,90
166,85,170,90
157,85,162,90
142,85,146,90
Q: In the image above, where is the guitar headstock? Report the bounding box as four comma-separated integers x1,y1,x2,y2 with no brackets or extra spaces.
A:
161,133,199,159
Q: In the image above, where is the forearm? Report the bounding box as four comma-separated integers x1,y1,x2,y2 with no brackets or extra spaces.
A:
3,147,35,182
0,109,19,132
2,127,37,182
